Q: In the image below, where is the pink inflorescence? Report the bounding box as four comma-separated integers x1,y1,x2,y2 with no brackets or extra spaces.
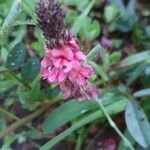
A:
40,31,98,100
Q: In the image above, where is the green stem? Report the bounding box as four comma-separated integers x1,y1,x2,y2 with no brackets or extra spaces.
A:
0,107,41,133
75,128,84,150
97,99,135,150
0,104,50,139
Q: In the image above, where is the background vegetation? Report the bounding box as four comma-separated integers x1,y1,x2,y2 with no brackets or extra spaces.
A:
0,0,150,149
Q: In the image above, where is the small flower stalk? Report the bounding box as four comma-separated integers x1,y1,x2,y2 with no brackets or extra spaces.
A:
36,0,98,100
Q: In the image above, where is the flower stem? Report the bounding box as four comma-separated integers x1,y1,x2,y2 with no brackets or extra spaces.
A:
97,99,135,150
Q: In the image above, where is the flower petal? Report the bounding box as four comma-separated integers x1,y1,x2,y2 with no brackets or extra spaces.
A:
75,51,86,61
63,60,72,73
47,70,58,83
40,68,48,78
76,74,86,86
53,58,62,68
58,71,66,83
81,65,94,77
63,46,74,60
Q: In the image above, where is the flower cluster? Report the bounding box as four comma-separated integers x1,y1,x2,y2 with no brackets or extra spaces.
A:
37,0,98,100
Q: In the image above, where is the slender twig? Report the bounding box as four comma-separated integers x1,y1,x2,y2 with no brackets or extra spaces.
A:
0,103,51,139
97,99,135,150
0,107,42,133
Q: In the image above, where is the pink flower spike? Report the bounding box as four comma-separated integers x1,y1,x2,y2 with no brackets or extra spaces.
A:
39,29,98,100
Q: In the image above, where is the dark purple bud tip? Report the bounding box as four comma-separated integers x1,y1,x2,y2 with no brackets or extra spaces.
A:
36,0,68,48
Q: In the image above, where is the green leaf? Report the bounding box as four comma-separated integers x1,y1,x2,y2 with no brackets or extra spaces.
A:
110,0,126,15
133,89,150,97
79,17,100,41
44,86,61,100
111,39,123,48
125,100,150,148
29,82,42,101
104,5,119,23
0,0,21,39
42,100,98,134
71,0,96,35
88,61,109,81
116,15,136,32
6,42,26,70
65,10,78,25
126,0,136,16
0,80,17,92
31,29,44,56
1,47,8,62
109,52,121,65
2,135,18,150
119,50,150,68
127,63,147,85
21,56,40,81
61,0,76,6
62,0,90,11
22,0,37,24
40,98,127,150
145,66,150,75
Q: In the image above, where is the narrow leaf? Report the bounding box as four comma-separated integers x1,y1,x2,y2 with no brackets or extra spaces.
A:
0,80,17,92
125,100,150,148
110,0,126,15
133,89,150,97
42,100,98,134
127,0,137,16
0,0,21,38
118,50,150,68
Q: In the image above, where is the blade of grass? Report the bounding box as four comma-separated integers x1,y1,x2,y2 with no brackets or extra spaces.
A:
0,0,21,40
